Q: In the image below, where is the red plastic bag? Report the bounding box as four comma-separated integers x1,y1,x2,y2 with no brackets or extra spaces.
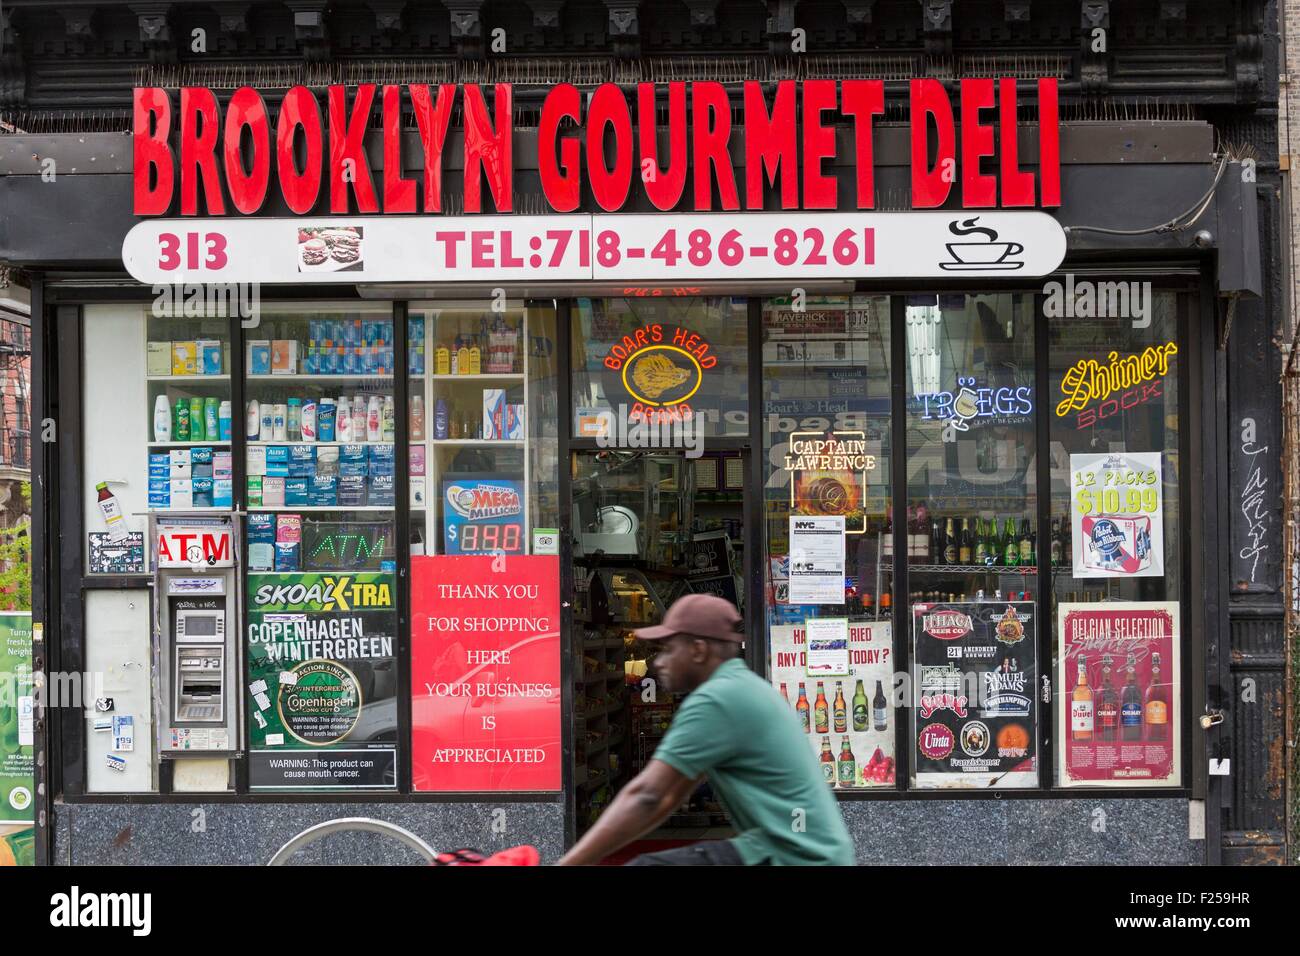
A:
430,845,540,866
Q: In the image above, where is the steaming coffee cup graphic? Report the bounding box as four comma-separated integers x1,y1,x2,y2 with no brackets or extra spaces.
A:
940,217,1026,271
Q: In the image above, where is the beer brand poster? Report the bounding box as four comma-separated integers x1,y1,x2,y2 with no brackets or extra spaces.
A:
0,613,35,866
245,573,398,789
410,555,561,792
786,430,877,534
1057,602,1180,787
1070,452,1163,578
769,621,895,789
911,601,1038,789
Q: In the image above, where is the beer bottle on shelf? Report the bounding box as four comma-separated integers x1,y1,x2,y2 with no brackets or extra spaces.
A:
862,591,875,618
837,736,856,788
833,681,848,733
916,501,930,562
959,518,973,564
873,680,888,731
795,683,811,733
931,519,943,567
880,588,892,611
882,503,894,559
1050,518,1064,566
905,503,917,563
1003,517,1019,567
974,517,990,565
852,680,869,732
814,682,830,734
1019,518,1034,567
820,736,836,784
1121,654,1143,741
943,518,958,565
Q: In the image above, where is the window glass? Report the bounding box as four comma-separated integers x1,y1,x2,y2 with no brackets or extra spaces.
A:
1049,287,1183,788
762,295,896,790
904,293,1040,789
571,296,748,440
242,304,399,792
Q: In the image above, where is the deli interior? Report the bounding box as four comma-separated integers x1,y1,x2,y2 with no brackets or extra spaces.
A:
11,69,1254,863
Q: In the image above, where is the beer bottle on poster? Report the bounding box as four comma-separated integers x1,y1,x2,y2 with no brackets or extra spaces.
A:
1097,655,1120,741
795,683,811,733
814,682,829,734
1144,652,1168,741
833,681,847,733
838,736,856,787
873,680,888,731
1121,653,1143,741
820,736,836,784
852,680,869,732
1071,656,1094,740
780,682,790,704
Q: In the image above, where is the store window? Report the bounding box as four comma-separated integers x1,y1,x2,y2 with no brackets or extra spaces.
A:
242,304,400,791
571,296,749,441
761,295,895,790
1049,287,1184,788
904,293,1039,789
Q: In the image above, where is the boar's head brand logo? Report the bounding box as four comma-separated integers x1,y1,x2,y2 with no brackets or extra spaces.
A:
446,483,523,521
601,323,717,424
923,610,973,641
919,722,955,760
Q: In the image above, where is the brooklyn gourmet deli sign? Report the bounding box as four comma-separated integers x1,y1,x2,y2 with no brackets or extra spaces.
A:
122,79,1067,284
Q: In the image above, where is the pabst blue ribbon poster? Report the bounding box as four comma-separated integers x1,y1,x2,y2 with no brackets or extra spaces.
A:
1057,602,1180,788
1069,452,1164,578
769,621,896,789
245,572,398,789
911,601,1038,788
410,555,561,792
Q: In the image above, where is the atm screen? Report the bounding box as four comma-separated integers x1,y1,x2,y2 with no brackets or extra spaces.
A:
182,615,218,636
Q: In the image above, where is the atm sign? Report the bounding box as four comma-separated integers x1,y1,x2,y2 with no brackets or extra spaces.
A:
156,528,234,568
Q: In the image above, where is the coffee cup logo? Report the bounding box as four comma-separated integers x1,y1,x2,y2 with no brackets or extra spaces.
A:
940,217,1026,272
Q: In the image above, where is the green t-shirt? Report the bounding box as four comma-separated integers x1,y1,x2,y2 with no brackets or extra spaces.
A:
653,658,855,866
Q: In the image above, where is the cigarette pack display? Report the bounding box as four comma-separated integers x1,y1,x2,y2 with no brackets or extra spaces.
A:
198,340,223,375
247,340,272,375
214,478,233,509
262,476,286,507
246,476,263,506
247,513,275,570
147,341,172,376
172,341,198,375
246,445,267,476
271,340,298,374
284,477,310,506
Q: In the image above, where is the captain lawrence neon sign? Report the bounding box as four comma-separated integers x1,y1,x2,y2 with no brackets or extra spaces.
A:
133,78,1061,216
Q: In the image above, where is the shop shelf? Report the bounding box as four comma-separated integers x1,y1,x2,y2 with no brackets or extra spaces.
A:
430,439,525,447
145,506,231,513
146,374,231,382
428,373,524,382
246,440,395,447
909,564,1038,574
148,440,232,447
247,505,394,512
246,373,412,382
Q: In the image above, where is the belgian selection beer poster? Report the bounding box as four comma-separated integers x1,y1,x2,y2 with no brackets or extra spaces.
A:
1070,452,1164,578
1057,601,1180,787
244,572,398,789
911,601,1038,789
410,555,561,791
769,620,895,788
0,613,35,866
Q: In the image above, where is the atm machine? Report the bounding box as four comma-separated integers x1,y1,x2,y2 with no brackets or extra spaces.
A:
153,516,241,757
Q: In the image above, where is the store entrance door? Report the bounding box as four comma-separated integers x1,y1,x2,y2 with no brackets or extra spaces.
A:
569,447,748,853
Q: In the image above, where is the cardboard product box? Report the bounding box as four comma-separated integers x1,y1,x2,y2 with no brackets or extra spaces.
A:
247,513,275,570
170,478,193,510
339,460,368,478
214,478,233,509
265,445,290,478
410,480,426,508
147,341,173,376
315,446,340,477
274,541,300,572
284,477,310,506
197,340,223,375
367,473,395,506
338,474,366,506
262,476,286,507
410,445,426,476
172,341,198,375
246,445,267,477
190,463,214,480
192,476,215,508
271,340,299,374
309,474,337,506
505,404,526,440
190,445,214,464
149,491,171,509
246,476,264,507
368,444,395,475
148,478,171,494
339,443,367,463
169,450,192,480
483,388,506,440
213,451,233,480
247,340,272,375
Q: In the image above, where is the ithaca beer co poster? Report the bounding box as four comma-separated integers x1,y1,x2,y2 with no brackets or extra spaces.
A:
1070,452,1163,578
245,573,398,789
410,555,561,792
912,601,1038,788
769,620,896,788
1057,602,1180,787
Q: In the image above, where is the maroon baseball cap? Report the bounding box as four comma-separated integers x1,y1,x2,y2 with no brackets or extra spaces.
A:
633,593,743,643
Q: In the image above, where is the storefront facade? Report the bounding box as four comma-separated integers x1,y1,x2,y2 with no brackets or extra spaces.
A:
0,0,1289,864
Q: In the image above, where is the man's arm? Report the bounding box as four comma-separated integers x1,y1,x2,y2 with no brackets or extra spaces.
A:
555,759,699,865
